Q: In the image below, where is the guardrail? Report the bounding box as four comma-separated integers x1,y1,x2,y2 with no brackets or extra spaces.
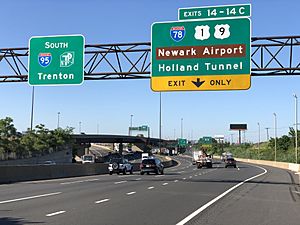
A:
0,158,176,184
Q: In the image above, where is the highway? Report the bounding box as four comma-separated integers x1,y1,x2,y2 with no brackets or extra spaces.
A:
1,156,300,225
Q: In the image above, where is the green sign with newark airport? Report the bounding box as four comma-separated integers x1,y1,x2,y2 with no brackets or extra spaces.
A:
28,35,84,86
151,18,250,91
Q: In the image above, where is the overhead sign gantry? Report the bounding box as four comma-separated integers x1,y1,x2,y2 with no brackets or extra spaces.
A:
151,4,251,92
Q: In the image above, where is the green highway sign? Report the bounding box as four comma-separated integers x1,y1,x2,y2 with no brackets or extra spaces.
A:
151,18,251,91
179,4,251,21
178,138,187,147
199,136,213,147
129,125,149,131
28,35,84,86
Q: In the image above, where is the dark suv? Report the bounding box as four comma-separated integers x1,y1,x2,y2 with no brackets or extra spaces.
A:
140,158,164,175
225,157,237,168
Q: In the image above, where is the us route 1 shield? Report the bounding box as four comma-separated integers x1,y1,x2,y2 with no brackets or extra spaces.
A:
151,18,251,92
28,34,84,86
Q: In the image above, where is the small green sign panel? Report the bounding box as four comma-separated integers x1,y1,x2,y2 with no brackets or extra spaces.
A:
199,136,213,147
28,35,84,86
178,138,187,147
179,4,251,20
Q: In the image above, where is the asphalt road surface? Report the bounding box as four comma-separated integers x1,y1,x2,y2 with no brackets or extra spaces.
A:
1,155,300,225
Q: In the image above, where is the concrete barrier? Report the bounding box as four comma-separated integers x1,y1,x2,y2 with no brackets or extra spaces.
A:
0,158,175,184
236,158,300,172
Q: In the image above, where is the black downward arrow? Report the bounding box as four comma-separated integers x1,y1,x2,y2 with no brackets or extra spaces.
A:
192,78,205,88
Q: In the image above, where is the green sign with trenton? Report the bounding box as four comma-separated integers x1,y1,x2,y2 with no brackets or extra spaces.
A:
28,35,84,86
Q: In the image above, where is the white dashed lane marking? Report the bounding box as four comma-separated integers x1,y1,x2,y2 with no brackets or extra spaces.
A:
95,199,110,204
46,211,66,217
148,186,155,190
126,192,136,195
114,181,127,184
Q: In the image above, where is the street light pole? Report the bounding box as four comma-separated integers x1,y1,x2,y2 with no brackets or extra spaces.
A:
57,112,60,129
181,118,183,139
79,121,82,134
293,94,298,163
258,122,260,159
230,134,234,145
265,127,270,141
159,92,162,152
129,114,133,136
273,113,277,162
30,86,35,131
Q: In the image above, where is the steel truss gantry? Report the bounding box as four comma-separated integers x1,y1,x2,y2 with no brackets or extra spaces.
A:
0,36,299,83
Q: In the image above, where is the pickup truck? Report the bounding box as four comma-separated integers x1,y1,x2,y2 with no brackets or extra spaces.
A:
196,155,212,168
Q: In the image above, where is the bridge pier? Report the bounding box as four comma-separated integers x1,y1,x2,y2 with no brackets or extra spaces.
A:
119,143,123,155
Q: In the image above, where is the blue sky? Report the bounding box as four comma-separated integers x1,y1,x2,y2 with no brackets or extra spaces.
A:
1,0,300,143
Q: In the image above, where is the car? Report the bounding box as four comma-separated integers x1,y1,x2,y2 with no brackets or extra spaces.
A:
108,158,133,175
81,154,95,164
225,157,237,168
142,153,149,160
140,158,164,175
43,160,56,165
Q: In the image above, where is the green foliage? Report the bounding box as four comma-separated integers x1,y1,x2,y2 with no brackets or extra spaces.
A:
224,127,300,163
0,117,74,160
0,117,18,159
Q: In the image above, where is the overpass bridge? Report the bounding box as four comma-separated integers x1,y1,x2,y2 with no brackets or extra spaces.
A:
71,134,179,154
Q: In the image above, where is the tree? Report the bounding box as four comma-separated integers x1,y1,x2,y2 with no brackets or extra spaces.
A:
49,127,74,152
277,135,291,152
0,117,19,159
288,127,300,147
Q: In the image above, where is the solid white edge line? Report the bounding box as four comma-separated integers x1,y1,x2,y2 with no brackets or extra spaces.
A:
176,165,268,225
95,198,110,204
0,192,62,204
60,178,99,185
46,210,66,217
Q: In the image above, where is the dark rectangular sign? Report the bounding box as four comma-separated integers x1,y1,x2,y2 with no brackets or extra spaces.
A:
230,124,247,130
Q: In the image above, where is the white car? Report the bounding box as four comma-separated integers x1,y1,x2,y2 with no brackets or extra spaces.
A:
81,155,95,164
108,158,133,175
